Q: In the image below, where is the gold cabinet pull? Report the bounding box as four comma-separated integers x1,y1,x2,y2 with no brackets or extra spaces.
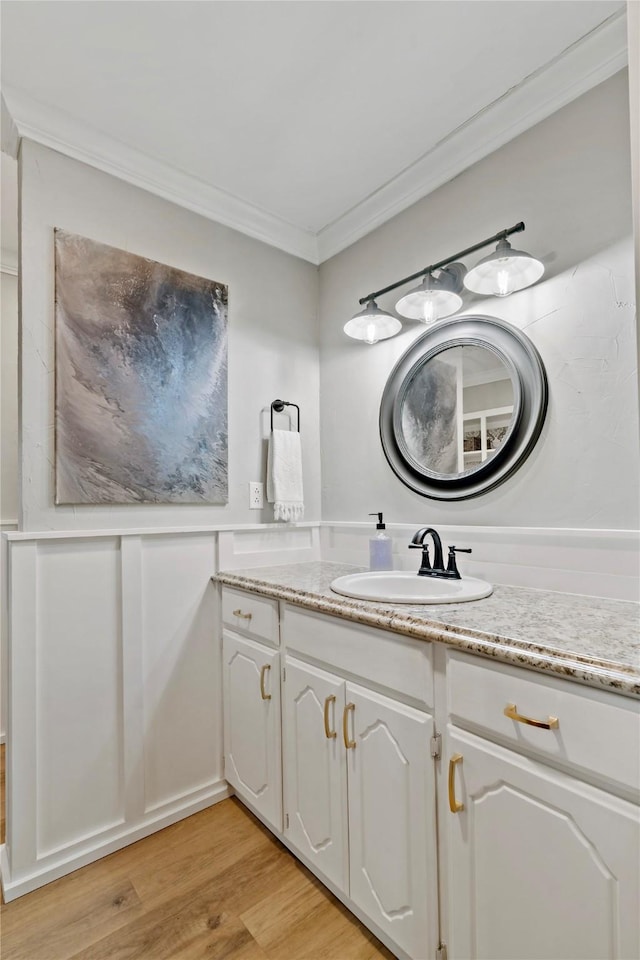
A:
323,695,337,739
343,703,356,749
448,754,464,813
259,664,272,700
233,608,253,621
504,702,559,730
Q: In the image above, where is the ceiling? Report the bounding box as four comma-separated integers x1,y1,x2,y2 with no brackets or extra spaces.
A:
0,1,628,264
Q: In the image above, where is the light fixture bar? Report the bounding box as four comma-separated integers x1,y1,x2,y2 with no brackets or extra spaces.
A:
358,221,525,305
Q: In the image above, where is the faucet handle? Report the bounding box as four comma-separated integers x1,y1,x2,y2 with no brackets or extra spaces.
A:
409,542,431,567
409,541,431,574
446,546,472,579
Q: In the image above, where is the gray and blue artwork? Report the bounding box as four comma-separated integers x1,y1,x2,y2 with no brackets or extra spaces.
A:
55,230,228,504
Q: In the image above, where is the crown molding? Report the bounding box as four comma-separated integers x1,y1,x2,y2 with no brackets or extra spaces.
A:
1,10,628,267
2,86,320,264
1,248,18,276
316,10,628,262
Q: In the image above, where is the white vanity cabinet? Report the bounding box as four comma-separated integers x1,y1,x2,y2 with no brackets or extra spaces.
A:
283,655,437,960
221,589,282,832
345,681,436,959
443,650,640,960
220,583,640,960
283,657,349,891
281,605,439,960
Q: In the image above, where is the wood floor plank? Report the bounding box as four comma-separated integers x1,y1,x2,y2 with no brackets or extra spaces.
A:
239,866,329,940
172,937,270,960
129,799,274,907
241,870,394,960
0,878,142,960
170,919,270,960
68,885,258,960
147,828,305,918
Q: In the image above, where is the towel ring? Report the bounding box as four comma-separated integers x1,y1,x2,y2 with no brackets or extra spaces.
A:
271,399,300,433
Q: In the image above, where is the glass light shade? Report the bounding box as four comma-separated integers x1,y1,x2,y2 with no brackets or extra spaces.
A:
395,271,463,323
344,299,402,344
464,238,544,297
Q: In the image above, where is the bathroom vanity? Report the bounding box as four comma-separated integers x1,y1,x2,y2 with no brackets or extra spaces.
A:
217,561,640,960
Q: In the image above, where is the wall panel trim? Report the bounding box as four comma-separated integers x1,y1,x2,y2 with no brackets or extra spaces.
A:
120,536,145,822
4,521,321,542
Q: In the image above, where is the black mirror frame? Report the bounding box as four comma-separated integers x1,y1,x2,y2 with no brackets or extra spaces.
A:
379,315,548,501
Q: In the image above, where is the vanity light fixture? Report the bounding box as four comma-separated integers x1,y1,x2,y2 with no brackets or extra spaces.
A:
463,237,545,297
345,221,544,343
395,264,466,325
343,298,402,344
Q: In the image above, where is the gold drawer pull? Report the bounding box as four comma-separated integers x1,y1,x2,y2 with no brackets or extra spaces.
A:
448,754,464,813
259,664,272,700
343,703,356,749
233,608,253,621
324,695,337,739
504,702,559,730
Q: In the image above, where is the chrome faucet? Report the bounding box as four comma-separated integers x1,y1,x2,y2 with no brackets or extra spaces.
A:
409,527,472,579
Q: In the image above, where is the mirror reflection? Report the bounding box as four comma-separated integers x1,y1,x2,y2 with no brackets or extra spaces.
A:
400,345,515,476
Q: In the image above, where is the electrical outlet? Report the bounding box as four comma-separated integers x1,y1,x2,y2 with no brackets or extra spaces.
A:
249,481,264,509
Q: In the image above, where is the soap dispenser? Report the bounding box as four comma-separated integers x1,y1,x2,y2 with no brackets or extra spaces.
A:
368,512,393,571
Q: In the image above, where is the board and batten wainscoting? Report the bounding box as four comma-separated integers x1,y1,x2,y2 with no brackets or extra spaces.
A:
0,520,635,900
0,523,319,900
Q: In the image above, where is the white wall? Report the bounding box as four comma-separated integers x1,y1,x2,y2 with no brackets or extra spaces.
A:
1,271,18,525
19,140,320,531
0,269,18,744
319,71,639,530
628,2,640,395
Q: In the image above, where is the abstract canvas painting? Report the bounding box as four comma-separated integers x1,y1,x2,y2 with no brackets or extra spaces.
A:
55,230,228,504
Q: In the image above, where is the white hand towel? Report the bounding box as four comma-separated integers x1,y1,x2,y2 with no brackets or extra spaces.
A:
267,429,304,522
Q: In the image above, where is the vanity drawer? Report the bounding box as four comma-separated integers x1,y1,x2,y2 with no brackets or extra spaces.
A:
447,650,640,794
282,605,433,707
221,587,279,647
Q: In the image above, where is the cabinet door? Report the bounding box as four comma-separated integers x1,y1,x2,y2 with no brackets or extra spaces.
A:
346,682,438,960
446,727,640,960
222,631,282,831
283,657,348,892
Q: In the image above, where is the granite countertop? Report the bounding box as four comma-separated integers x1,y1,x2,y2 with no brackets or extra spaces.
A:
215,561,640,699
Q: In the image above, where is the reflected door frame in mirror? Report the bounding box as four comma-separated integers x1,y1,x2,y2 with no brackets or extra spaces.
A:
379,315,548,500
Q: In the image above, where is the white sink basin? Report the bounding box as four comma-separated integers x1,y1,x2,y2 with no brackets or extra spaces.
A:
330,571,493,604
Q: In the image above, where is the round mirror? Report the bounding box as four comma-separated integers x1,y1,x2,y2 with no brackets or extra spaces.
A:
380,316,547,500
399,343,518,477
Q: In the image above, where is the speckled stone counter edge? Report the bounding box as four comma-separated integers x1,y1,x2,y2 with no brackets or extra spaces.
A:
215,567,640,699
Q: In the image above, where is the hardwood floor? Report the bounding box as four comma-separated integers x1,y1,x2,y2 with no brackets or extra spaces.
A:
0,766,394,960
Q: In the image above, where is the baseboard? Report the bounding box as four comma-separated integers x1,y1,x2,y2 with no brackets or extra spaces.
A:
0,779,231,902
